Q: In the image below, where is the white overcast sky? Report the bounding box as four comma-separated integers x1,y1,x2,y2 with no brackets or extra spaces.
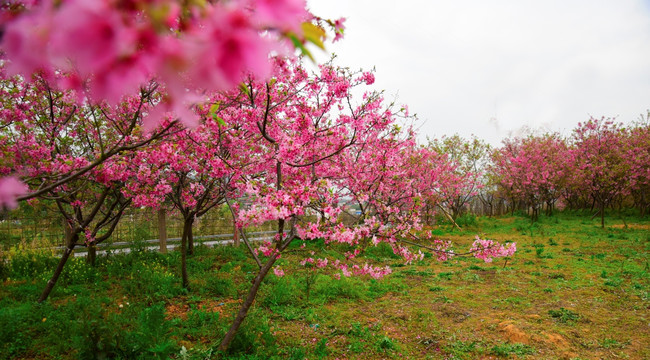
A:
307,0,650,145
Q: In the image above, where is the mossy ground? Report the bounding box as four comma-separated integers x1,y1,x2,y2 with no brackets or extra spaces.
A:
0,212,648,359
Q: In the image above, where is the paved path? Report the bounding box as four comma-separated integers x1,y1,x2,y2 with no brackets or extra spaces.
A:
66,231,282,257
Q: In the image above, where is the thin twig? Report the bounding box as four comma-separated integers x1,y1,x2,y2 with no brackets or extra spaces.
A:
224,197,262,268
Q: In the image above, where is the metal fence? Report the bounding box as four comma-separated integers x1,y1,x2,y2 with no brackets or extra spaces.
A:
0,207,276,250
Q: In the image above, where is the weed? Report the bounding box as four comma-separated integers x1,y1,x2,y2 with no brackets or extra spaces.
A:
548,307,580,324
438,271,454,280
603,278,623,287
491,343,535,356
536,247,553,259
205,275,236,297
377,336,396,352
599,338,628,349
262,276,300,307
444,340,482,359
313,337,329,359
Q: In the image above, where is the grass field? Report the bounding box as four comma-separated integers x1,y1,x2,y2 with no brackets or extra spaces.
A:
1,212,648,359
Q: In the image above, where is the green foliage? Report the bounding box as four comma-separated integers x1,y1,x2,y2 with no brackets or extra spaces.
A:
376,335,396,352
3,249,58,280
262,276,300,307
364,242,400,260
312,275,365,303
548,307,581,324
0,232,21,250
490,343,535,357
59,256,100,285
0,212,648,359
121,260,180,300
437,271,455,280
205,275,236,297
313,337,329,359
456,213,477,227
227,309,275,356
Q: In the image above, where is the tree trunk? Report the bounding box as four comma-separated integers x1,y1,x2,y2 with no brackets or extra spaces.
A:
601,202,605,228
233,220,240,247
38,232,78,303
188,220,194,255
158,208,167,254
218,255,278,352
86,243,97,266
180,217,192,289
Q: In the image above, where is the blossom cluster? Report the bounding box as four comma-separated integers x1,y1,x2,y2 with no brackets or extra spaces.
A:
2,0,311,126
470,236,517,263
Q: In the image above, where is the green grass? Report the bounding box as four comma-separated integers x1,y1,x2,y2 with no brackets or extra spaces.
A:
0,212,648,359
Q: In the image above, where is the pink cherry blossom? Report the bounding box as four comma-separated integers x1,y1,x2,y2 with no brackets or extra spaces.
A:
0,176,28,209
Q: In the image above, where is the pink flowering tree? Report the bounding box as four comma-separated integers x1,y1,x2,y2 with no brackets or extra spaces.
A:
36,167,133,302
333,129,429,260
124,112,248,289
626,116,650,216
567,117,630,227
0,65,178,205
490,133,568,221
207,59,516,350
210,59,396,350
0,69,177,302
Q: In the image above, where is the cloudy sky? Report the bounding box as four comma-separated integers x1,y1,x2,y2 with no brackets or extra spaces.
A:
307,0,650,145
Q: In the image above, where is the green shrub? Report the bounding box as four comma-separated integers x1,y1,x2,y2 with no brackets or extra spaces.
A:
5,250,58,280
548,307,580,324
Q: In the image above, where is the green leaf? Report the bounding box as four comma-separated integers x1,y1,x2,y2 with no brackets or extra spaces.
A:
287,33,314,62
301,22,326,50
209,102,226,127
239,83,250,96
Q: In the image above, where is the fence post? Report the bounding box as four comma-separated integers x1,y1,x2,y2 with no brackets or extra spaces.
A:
233,219,240,247
158,208,167,253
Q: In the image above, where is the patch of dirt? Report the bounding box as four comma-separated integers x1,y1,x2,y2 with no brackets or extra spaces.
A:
525,314,542,320
610,223,650,229
196,298,242,316
542,332,570,349
498,321,530,344
165,303,190,320
165,298,242,320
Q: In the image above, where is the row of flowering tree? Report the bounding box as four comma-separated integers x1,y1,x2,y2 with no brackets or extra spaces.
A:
489,116,650,226
0,53,518,352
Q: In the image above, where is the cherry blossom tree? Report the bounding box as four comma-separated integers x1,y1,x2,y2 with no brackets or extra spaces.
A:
626,115,650,216
125,112,247,289
567,117,630,227
206,59,516,351
0,68,175,302
491,133,568,221
211,59,394,350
